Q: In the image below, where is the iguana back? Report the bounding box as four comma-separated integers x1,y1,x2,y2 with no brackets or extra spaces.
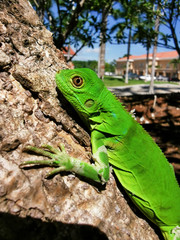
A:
87,83,180,237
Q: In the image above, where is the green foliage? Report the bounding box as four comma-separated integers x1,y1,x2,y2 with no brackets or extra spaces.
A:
159,0,180,55
29,0,180,58
73,60,116,73
73,60,98,71
105,61,115,73
29,0,113,58
170,58,180,67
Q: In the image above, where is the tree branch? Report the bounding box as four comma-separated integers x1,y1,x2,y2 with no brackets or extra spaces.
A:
63,0,86,44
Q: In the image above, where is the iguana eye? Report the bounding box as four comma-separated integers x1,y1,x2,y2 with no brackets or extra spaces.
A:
72,76,83,87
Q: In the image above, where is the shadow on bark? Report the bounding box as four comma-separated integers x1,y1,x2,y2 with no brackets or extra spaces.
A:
0,212,108,240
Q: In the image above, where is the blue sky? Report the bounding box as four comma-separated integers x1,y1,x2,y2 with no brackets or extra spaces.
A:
73,40,174,63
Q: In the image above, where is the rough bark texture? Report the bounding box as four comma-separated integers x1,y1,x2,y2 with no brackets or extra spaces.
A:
0,1,160,240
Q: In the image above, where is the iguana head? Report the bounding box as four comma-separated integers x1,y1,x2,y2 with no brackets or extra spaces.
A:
55,68,105,122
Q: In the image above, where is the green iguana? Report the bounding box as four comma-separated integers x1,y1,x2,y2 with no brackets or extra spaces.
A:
20,68,180,240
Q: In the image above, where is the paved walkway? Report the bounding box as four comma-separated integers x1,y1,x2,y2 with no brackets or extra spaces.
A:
108,84,180,96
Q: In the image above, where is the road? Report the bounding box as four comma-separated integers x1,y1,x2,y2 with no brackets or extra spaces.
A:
108,83,180,96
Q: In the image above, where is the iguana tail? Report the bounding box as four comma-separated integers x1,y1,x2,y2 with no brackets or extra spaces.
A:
161,226,180,240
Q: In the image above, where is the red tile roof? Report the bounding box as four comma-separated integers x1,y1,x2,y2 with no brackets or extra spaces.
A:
62,46,75,56
117,50,178,61
156,51,178,59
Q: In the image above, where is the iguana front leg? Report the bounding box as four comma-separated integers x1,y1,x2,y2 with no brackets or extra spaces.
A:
20,132,109,183
20,144,71,178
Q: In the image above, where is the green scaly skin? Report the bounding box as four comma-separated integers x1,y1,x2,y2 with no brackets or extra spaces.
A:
20,68,180,240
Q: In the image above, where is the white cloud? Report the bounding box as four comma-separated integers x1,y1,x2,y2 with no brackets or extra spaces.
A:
73,46,99,61
84,48,99,53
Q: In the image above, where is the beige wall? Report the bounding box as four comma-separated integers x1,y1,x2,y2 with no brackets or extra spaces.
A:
116,58,180,79
115,61,134,75
156,60,180,78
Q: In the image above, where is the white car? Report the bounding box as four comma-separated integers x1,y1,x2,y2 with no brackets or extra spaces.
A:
139,75,156,81
157,75,169,81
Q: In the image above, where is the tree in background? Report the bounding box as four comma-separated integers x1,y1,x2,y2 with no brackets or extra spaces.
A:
158,0,180,58
98,1,112,80
30,0,180,80
29,0,102,58
149,3,160,94
72,60,116,73
110,0,157,84
29,0,52,22
73,60,98,71
133,3,156,81
105,60,116,73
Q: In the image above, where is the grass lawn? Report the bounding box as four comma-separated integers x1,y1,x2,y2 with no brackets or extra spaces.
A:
104,76,177,87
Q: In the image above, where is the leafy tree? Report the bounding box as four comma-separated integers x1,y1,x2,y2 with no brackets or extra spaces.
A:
29,0,52,22
105,61,115,73
133,6,157,80
131,0,180,58
122,54,132,58
158,0,180,57
73,60,98,71
110,0,157,83
29,0,103,59
30,0,180,69
73,60,115,73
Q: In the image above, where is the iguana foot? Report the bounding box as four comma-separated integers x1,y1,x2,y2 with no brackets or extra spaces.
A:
20,144,103,182
20,144,70,178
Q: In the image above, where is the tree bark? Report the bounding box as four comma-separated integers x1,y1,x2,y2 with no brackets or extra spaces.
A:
125,27,132,84
0,1,159,239
149,5,159,94
98,37,106,80
98,6,109,80
145,47,149,82
168,0,180,57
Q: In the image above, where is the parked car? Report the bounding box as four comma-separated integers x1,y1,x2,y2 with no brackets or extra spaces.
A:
124,72,139,80
157,75,169,81
169,77,179,82
139,74,156,81
105,72,114,76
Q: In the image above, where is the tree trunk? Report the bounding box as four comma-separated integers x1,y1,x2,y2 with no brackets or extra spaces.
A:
98,36,106,80
125,27,132,84
98,5,109,80
34,0,45,23
149,5,159,94
145,47,149,82
149,42,157,94
0,1,159,239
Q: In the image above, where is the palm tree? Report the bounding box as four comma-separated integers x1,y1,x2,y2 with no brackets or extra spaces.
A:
149,4,160,94
125,27,132,84
98,1,112,80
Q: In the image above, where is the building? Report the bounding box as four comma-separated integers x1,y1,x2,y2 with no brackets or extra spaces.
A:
116,50,180,80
